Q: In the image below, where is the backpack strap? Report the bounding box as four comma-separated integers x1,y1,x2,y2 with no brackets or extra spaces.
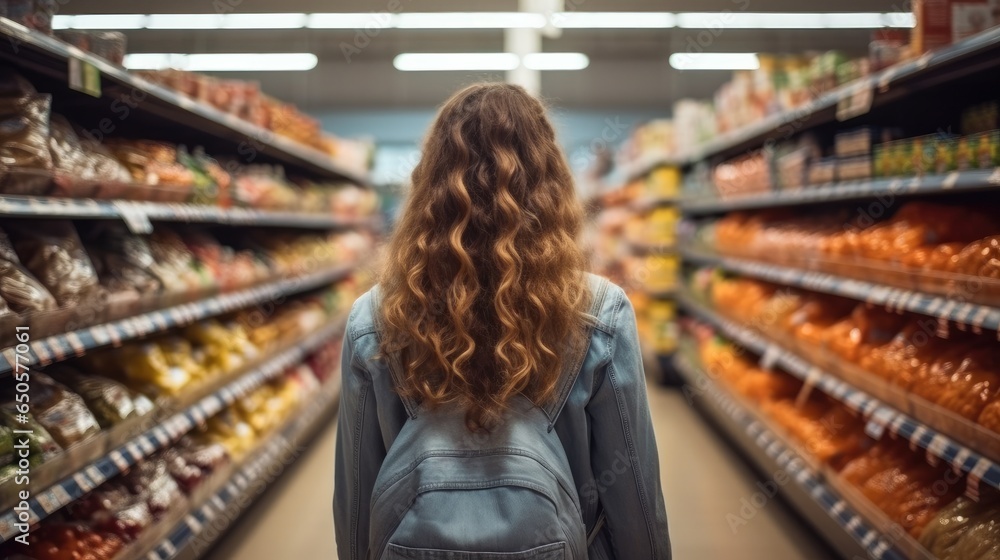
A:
369,286,421,419
540,274,609,432
371,274,611,425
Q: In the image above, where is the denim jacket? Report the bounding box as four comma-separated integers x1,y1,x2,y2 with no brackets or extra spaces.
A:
333,277,672,560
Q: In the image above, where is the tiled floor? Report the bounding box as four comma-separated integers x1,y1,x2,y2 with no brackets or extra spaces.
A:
208,384,837,559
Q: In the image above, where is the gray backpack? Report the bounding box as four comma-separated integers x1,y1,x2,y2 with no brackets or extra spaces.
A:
368,276,609,560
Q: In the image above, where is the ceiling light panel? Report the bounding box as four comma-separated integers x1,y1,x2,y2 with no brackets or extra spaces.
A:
393,53,520,71
222,13,307,29
552,12,675,28
395,12,545,29
124,53,318,71
146,14,225,29
522,52,589,70
669,52,760,71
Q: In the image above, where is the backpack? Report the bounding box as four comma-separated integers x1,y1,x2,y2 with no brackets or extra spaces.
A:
368,275,610,560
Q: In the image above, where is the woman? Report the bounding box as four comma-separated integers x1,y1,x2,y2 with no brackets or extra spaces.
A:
334,83,670,560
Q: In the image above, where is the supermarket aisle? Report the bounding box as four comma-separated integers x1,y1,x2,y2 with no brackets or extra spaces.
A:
208,385,835,560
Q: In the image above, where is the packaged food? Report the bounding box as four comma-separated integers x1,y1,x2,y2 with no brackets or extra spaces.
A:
0,71,53,195
7,220,102,308
919,497,998,558
81,222,163,298
121,458,183,517
48,114,132,187
972,130,1000,169
105,140,194,201
9,523,125,560
836,156,872,181
0,225,54,315
23,372,101,448
53,31,127,65
0,404,61,464
49,365,140,428
806,158,836,185
163,438,229,493
148,229,217,295
118,342,191,396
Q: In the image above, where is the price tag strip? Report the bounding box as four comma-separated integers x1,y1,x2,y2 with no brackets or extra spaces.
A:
676,356,906,560
0,265,353,375
678,295,1000,504
679,248,1000,334
0,318,346,543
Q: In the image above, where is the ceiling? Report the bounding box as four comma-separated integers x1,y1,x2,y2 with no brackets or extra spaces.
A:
61,0,908,111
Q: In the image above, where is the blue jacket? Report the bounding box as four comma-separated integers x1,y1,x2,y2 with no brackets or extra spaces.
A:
333,277,672,559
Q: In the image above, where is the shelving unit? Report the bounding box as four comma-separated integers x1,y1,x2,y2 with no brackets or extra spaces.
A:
0,264,355,375
0,18,370,186
144,375,341,560
678,293,1000,500
681,248,1000,332
0,317,346,543
672,26,1000,167
0,18,377,559
666,23,1000,560
682,169,1000,215
675,355,906,560
0,195,377,231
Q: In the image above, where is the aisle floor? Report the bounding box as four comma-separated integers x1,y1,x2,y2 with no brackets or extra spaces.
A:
207,384,837,560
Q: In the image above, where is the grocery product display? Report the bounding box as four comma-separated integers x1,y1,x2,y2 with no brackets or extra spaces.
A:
0,13,381,560
585,4,1000,558
588,163,681,370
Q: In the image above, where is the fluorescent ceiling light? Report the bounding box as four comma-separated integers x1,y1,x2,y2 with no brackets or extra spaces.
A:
124,52,318,71
50,11,915,31
553,12,675,28
223,13,306,29
53,14,147,30
394,53,520,71
146,14,224,29
676,12,915,29
669,52,760,71
306,13,386,29
396,12,545,28
523,52,589,70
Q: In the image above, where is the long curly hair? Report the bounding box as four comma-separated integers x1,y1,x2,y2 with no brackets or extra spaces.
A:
379,83,589,428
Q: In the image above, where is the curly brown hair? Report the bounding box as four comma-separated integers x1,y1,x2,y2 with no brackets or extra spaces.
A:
379,82,590,429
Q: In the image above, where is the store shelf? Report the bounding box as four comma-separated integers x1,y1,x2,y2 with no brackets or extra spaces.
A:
142,374,340,560
676,26,1000,165
0,317,345,544
674,354,904,560
678,292,1000,500
681,169,1000,215
622,153,684,182
681,247,1000,333
0,195,377,231
0,18,369,186
0,264,354,376
627,239,676,255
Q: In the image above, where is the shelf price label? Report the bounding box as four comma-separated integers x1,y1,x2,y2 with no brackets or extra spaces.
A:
68,57,101,98
836,82,874,122
112,201,153,234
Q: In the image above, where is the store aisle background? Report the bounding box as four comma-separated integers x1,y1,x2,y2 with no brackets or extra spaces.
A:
209,383,836,560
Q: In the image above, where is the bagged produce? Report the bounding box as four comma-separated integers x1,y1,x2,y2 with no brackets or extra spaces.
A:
5,523,125,560
0,404,61,465
6,220,102,308
24,372,101,448
105,140,194,198
49,365,141,428
919,497,999,558
81,222,163,298
0,225,56,314
149,229,214,294
48,114,132,186
0,71,53,195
